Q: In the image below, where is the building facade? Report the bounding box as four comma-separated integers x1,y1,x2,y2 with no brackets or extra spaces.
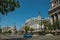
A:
17,25,25,34
49,0,60,29
25,12,48,32
2,26,9,33
2,24,17,34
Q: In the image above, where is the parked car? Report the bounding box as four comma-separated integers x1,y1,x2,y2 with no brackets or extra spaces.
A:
23,33,32,38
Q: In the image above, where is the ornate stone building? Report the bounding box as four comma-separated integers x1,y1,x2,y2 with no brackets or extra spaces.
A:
2,23,17,34
2,25,9,33
49,0,60,28
25,12,48,32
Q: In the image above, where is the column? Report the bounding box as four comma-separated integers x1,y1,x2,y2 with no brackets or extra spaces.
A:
50,16,53,24
58,13,60,21
58,13,60,29
54,15,56,21
58,13,60,24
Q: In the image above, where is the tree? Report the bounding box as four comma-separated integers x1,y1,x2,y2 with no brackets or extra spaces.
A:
42,20,48,28
42,20,48,26
24,26,30,33
46,23,54,30
0,0,20,15
53,21,59,30
42,20,49,31
30,28,34,34
4,31,8,34
7,30,12,34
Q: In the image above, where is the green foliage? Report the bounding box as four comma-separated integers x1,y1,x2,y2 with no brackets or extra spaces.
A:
7,30,12,34
53,21,59,29
24,25,34,33
42,20,51,29
3,30,12,34
4,31,8,34
42,20,54,31
46,23,52,30
24,26,30,33
0,0,20,15
30,28,34,34
42,20,48,26
30,28,34,31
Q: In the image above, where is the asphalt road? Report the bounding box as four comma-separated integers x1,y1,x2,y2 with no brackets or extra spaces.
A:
1,35,60,40
29,35,60,40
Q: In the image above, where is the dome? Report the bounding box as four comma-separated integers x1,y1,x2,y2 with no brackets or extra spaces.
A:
26,19,31,23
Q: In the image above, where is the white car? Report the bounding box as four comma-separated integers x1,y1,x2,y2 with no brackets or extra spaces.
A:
45,34,53,36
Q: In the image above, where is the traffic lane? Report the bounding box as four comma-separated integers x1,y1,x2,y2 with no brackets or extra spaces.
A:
29,36,60,40
2,35,60,40
2,38,30,40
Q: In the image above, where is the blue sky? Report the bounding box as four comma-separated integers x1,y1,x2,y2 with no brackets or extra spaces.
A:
0,0,50,29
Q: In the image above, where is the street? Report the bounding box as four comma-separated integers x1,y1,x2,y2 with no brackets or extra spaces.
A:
1,35,60,40
29,35,60,40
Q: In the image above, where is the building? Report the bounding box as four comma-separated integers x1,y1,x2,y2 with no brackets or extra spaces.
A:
10,24,17,34
2,24,17,34
25,12,49,32
17,25,25,35
49,0,60,29
2,25,9,33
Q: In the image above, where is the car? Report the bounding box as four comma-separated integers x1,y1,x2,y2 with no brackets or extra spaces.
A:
45,34,53,36
23,33,32,38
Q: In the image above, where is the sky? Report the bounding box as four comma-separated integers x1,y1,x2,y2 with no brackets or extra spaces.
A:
0,0,50,29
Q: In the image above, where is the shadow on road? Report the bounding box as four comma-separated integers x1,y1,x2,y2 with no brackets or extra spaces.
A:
2,38,30,40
